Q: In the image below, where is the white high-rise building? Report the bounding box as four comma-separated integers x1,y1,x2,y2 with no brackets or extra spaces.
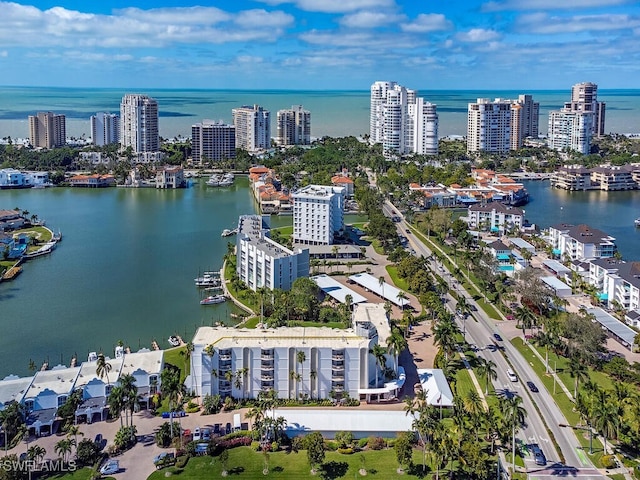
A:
91,112,119,146
467,99,512,153
510,94,539,149
563,82,605,137
236,215,309,292
28,112,66,149
293,185,345,245
370,81,438,157
408,98,439,156
276,105,310,145
191,121,236,164
232,105,270,152
548,110,593,154
119,94,159,153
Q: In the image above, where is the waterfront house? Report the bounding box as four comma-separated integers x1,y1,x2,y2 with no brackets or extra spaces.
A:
0,209,26,231
550,165,593,190
331,174,354,197
74,355,124,424
156,166,185,189
22,365,81,436
409,183,457,209
118,349,163,410
589,260,640,313
548,223,616,261
190,303,399,401
69,174,115,188
466,203,524,234
0,375,34,410
590,165,638,191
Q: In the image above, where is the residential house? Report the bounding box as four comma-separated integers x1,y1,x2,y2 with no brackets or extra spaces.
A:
548,223,616,261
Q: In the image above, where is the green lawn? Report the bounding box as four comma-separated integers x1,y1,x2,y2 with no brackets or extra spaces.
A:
46,468,114,480
271,225,293,237
147,446,454,480
164,345,189,381
385,265,409,292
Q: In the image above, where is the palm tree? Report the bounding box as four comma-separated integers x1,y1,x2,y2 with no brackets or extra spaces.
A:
514,306,536,340
386,328,407,373
592,401,617,454
54,438,74,463
396,291,408,309
500,394,527,471
96,352,112,386
27,444,46,467
161,367,186,439
309,370,317,399
568,355,589,398
118,373,138,428
108,385,125,427
476,358,497,395
289,370,301,399
66,424,84,458
296,350,306,398
180,342,194,376
369,344,387,387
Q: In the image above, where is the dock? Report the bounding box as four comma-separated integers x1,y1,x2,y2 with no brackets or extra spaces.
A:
2,266,22,281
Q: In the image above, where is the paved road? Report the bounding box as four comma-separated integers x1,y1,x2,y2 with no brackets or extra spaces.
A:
392,204,608,480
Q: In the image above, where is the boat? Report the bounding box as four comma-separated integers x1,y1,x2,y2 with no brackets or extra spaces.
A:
206,175,221,187
635,218,640,227
200,295,226,305
221,228,237,237
194,272,221,287
168,336,181,347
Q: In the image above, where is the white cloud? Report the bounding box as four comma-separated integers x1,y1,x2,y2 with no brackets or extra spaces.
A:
236,55,264,64
256,0,396,13
0,2,294,48
456,28,501,43
339,11,404,29
300,30,421,49
515,13,640,34
482,0,632,11
400,13,453,33
0,50,7,57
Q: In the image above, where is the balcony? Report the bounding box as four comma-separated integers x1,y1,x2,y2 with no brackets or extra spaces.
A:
331,351,344,361
331,363,345,372
261,374,274,382
332,374,345,382
219,382,231,393
333,384,345,393
261,361,274,370
261,352,274,360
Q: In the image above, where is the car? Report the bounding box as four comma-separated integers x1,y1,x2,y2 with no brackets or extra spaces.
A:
405,229,411,234
100,460,120,475
213,423,221,435
193,427,201,441
493,333,503,342
201,428,211,441
507,369,518,382
526,381,539,392
153,452,176,469
531,445,547,466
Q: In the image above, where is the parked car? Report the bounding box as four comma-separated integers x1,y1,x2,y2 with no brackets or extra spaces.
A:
100,460,120,475
153,452,176,469
193,427,201,441
526,381,539,393
201,428,211,441
531,445,547,466
161,410,186,419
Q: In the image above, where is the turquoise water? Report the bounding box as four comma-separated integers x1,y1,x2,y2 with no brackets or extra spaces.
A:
499,265,515,271
0,178,256,377
1,87,639,141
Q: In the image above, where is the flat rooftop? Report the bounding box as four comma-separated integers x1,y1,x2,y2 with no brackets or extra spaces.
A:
587,307,638,349
311,274,367,305
353,303,392,346
76,356,123,388
0,376,33,407
27,366,81,398
193,326,370,350
348,273,410,308
119,350,163,376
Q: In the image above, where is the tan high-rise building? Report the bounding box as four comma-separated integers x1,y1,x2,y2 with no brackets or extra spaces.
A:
28,112,66,149
120,94,159,153
467,99,512,153
276,105,310,146
232,105,270,152
563,82,605,137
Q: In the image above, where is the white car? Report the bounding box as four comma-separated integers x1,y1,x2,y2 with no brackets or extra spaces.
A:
100,460,119,475
193,427,201,441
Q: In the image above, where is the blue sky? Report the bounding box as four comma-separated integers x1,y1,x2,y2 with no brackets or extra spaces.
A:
1,0,639,89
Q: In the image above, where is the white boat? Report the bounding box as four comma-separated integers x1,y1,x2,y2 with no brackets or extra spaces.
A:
221,228,237,237
200,295,226,305
635,217,640,227
206,175,221,187
195,273,221,287
168,336,181,347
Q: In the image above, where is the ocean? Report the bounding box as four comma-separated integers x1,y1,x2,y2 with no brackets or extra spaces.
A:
1,87,639,141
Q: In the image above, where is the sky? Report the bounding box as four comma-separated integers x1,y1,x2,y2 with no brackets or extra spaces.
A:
0,0,639,90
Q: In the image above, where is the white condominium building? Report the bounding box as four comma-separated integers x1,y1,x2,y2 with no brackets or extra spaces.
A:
588,259,640,313
120,94,159,153
466,203,524,234
276,105,310,145
547,110,593,154
236,215,309,292
189,303,395,400
28,112,66,149
91,112,119,146
467,99,512,153
510,94,539,149
232,105,270,152
548,223,616,261
564,82,606,137
369,81,438,157
191,120,236,164
292,185,345,245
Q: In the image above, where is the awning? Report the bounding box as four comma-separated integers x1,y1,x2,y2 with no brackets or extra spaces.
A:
599,293,609,300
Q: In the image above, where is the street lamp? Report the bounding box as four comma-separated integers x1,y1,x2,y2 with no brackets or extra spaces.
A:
559,423,593,455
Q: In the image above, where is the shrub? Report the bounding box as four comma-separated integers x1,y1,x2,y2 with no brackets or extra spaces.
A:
357,438,369,449
337,448,354,455
271,441,279,452
175,455,189,469
251,441,261,451
291,436,306,453
185,401,200,413
367,436,385,450
600,455,617,469
335,431,354,449
325,440,338,451
222,430,251,440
